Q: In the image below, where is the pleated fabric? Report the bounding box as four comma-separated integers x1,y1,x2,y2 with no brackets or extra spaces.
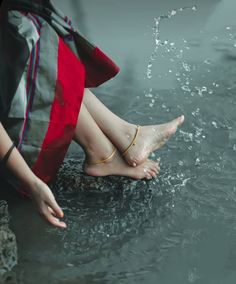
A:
0,0,120,196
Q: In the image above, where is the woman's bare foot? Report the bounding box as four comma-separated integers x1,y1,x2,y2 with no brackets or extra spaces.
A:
84,151,160,180
122,115,185,167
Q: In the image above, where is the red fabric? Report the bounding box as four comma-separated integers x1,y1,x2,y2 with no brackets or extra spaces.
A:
17,37,85,196
33,37,85,182
83,47,120,88
15,36,121,198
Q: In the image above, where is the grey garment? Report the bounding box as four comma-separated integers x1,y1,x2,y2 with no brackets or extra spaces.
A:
0,5,30,122
0,0,120,194
0,0,120,122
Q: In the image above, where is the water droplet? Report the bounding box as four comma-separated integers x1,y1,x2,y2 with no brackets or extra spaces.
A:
212,121,218,128
170,10,177,16
212,82,219,87
181,85,191,92
183,63,191,72
67,263,74,267
204,59,211,65
146,6,197,82
162,103,167,109
188,267,199,283
195,158,200,166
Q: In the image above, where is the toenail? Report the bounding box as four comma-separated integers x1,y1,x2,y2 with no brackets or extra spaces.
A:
133,162,137,167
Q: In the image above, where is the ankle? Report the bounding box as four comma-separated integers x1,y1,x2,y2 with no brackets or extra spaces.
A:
85,141,114,164
121,123,138,147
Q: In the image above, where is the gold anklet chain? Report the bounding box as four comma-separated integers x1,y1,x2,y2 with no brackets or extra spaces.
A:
90,148,117,165
122,125,141,156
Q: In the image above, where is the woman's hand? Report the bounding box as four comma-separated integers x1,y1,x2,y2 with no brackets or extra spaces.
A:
0,123,66,228
29,177,67,229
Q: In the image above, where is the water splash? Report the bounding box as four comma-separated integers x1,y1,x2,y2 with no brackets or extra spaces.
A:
146,5,197,81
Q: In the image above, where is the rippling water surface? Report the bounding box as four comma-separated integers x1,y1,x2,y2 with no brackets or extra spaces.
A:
2,0,236,283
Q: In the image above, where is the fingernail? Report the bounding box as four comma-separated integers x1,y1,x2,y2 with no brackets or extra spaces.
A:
60,222,67,228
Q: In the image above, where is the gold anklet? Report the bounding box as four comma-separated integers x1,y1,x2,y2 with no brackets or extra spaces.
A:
90,148,117,165
122,125,141,156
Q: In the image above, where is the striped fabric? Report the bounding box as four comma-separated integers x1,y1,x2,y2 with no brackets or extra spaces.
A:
0,0,120,196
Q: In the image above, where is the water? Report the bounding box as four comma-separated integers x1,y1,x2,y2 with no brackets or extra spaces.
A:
1,0,236,283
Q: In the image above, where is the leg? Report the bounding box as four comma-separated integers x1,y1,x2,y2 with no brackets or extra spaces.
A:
73,103,160,179
83,88,184,166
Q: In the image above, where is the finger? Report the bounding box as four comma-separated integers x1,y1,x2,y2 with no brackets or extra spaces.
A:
42,207,67,228
46,195,64,218
47,206,56,216
47,215,67,229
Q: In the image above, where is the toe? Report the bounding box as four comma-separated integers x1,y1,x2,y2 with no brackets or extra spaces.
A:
149,161,160,172
150,169,158,178
151,164,158,174
147,165,157,178
146,174,152,180
177,115,185,126
126,155,144,167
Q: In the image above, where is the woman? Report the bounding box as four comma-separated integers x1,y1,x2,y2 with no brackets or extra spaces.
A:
0,0,184,228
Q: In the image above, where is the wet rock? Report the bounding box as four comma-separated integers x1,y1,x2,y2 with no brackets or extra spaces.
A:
53,157,141,194
0,201,17,282
51,158,176,261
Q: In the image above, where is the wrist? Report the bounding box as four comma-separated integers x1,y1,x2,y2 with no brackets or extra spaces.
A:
21,174,40,194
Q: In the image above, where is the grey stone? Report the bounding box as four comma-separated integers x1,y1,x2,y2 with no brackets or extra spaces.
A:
0,201,17,282
51,158,168,259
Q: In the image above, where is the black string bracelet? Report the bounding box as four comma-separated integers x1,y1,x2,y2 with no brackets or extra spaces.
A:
0,142,15,172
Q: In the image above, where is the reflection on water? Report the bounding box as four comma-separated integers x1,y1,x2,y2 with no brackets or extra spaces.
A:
1,0,236,283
